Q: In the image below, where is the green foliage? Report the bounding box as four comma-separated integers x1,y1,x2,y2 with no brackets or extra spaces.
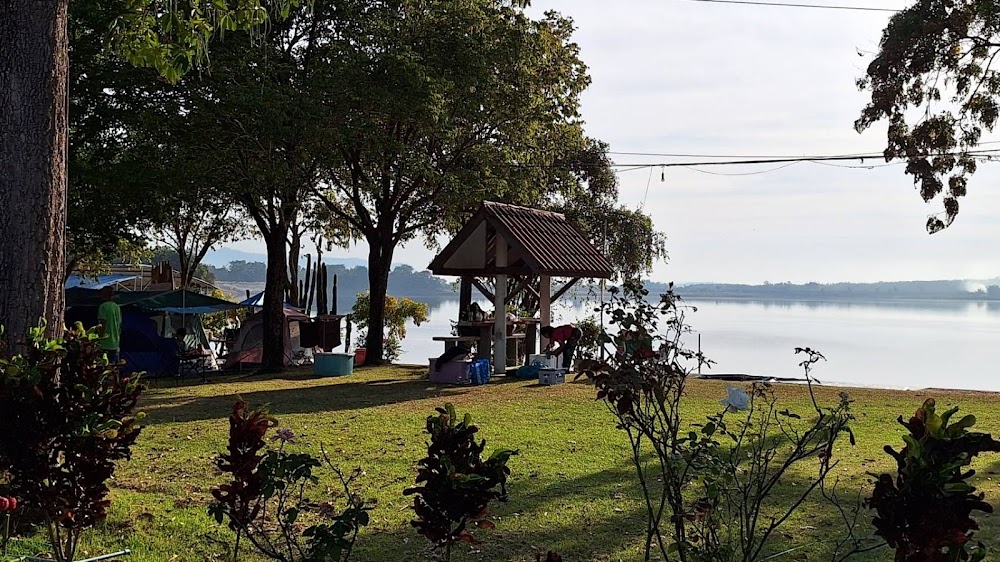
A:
857,1,1000,232
0,323,145,562
588,284,857,562
351,292,428,363
108,0,301,82
866,399,1000,562
404,404,518,561
574,315,601,360
209,399,371,562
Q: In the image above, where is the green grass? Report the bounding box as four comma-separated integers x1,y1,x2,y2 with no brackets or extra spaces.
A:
7,366,1000,561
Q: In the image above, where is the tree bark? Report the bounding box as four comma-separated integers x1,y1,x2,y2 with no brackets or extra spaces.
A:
263,233,289,371
287,222,302,306
0,0,69,347
364,237,394,365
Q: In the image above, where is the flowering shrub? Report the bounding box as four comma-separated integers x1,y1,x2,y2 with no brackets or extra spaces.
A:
589,283,856,562
0,323,144,562
209,399,371,562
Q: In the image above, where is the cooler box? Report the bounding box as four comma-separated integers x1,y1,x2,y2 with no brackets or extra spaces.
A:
539,368,566,386
314,352,354,377
469,359,491,386
429,358,473,384
527,354,562,370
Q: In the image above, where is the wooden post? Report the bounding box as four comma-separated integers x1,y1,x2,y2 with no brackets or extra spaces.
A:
539,274,551,351
459,277,472,320
494,241,508,375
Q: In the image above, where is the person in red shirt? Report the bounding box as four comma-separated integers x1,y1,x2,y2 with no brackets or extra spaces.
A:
540,324,583,370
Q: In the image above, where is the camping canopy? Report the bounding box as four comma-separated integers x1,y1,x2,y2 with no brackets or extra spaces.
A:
66,289,246,315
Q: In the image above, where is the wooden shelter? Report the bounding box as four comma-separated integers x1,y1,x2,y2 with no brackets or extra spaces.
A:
429,201,614,374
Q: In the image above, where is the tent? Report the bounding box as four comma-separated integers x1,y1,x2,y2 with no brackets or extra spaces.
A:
65,289,247,376
223,305,313,369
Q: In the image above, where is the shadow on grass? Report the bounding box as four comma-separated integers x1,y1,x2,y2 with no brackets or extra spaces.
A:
140,367,527,424
353,453,885,562
355,459,652,561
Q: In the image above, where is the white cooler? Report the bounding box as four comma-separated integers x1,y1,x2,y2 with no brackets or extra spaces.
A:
527,353,562,370
539,368,567,386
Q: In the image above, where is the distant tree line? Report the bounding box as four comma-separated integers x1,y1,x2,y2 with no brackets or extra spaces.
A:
661,279,1000,301
144,248,454,299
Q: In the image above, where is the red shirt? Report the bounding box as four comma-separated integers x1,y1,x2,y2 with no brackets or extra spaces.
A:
549,325,576,343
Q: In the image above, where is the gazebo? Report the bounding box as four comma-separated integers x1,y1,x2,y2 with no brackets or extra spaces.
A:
429,201,614,374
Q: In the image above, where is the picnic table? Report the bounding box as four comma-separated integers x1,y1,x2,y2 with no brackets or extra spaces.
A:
433,318,540,362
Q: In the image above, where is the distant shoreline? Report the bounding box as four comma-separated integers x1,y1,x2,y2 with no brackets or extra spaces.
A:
679,294,1000,305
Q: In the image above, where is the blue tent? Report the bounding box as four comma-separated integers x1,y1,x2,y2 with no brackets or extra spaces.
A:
65,289,246,376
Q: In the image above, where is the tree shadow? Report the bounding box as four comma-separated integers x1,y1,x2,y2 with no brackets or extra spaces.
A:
140,367,527,424
352,448,884,562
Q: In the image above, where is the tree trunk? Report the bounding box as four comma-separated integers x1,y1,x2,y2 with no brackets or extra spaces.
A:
287,224,301,306
364,238,394,365
263,233,288,371
0,0,69,348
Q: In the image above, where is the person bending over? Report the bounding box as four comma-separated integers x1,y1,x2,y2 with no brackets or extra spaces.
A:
540,324,582,370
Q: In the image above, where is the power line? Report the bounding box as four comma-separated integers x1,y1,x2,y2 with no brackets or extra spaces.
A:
608,148,1000,168
683,162,801,176
679,0,899,13
606,141,1000,160
609,150,881,159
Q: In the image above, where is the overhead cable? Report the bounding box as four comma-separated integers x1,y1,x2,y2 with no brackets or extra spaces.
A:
679,0,899,12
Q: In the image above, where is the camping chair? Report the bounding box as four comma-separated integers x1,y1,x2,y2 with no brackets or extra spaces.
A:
173,332,210,383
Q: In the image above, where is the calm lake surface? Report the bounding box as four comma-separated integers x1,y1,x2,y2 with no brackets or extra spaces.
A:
398,298,1000,392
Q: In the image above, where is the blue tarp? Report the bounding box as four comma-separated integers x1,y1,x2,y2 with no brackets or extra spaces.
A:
65,274,139,290
240,292,265,307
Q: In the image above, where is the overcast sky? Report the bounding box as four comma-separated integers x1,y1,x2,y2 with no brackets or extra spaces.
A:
225,0,1000,284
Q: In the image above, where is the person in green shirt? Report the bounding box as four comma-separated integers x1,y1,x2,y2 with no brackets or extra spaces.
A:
97,286,122,364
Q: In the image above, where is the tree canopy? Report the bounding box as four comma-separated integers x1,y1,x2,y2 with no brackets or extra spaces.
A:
857,0,1000,233
298,0,662,362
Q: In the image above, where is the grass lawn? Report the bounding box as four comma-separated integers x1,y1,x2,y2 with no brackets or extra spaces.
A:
7,366,1000,562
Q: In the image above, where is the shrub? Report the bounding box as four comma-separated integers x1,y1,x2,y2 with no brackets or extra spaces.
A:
351,291,428,362
0,323,144,562
866,399,1000,562
589,283,856,562
209,399,371,562
404,403,517,561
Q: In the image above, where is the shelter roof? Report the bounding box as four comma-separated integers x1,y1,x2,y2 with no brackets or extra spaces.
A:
428,202,614,278
65,274,139,290
65,289,246,315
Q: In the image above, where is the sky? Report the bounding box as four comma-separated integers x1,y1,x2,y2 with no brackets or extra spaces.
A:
223,0,1000,284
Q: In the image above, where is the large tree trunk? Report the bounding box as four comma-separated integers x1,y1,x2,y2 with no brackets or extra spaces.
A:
263,233,289,371
0,0,69,348
364,237,395,365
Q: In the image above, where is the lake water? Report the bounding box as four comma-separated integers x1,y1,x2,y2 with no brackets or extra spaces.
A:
398,298,1000,392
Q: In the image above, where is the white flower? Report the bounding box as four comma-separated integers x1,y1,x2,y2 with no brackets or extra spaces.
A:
720,385,750,412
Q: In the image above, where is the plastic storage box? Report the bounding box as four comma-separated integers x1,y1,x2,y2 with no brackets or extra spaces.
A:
429,358,473,384
538,368,566,386
469,359,491,386
527,354,562,370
